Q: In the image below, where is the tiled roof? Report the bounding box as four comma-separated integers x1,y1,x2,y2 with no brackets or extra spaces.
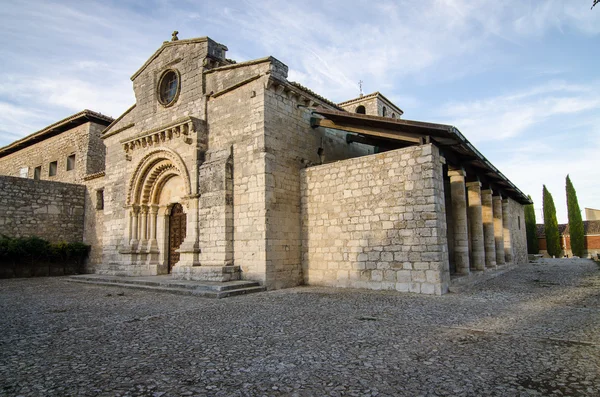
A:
536,221,600,237
288,81,341,109
337,92,380,106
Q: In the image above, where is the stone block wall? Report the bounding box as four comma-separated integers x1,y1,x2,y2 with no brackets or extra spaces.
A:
262,86,373,289
301,144,450,295
507,197,527,265
338,95,401,118
0,122,102,184
0,175,85,243
82,175,105,272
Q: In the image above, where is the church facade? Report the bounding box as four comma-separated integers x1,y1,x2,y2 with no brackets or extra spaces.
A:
0,34,530,294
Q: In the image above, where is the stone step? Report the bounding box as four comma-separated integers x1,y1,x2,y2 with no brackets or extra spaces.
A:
65,274,266,298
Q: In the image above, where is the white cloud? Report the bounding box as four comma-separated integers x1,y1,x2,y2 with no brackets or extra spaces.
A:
498,139,600,224
436,81,600,143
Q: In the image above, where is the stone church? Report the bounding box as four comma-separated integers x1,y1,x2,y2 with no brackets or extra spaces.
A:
0,34,530,294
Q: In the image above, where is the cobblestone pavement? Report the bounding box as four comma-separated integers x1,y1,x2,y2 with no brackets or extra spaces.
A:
1,258,599,397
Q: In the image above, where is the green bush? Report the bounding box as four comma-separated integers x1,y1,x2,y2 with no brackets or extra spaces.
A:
0,235,90,276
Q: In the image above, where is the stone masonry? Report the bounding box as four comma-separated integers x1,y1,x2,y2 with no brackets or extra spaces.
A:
0,175,85,243
301,144,450,295
0,34,531,294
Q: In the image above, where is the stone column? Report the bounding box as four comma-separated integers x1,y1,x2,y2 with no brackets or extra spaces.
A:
502,199,513,263
148,204,159,251
127,207,134,243
492,195,505,266
140,205,148,242
466,181,485,271
481,189,497,268
449,168,470,275
130,205,140,246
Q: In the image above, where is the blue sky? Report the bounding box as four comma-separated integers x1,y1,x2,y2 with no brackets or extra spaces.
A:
0,0,598,223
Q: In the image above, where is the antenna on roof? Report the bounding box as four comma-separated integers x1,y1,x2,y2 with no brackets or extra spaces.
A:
359,80,364,97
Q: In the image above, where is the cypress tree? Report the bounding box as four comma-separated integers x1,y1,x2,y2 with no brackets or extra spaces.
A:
543,185,561,257
524,195,539,254
566,175,585,257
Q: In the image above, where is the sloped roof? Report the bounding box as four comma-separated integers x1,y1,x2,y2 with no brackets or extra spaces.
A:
312,108,531,204
0,110,113,158
338,92,404,116
130,36,228,81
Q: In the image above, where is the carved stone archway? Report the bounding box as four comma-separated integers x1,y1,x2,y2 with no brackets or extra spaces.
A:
124,148,192,259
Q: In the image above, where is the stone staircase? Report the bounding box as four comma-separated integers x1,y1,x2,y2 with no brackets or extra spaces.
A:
65,274,266,298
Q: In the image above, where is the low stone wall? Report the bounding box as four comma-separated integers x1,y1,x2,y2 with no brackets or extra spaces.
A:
300,144,450,295
0,175,85,242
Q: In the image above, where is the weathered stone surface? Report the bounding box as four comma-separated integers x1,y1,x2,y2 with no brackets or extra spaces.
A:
0,175,85,242
449,168,470,275
301,144,450,295
0,35,530,295
493,195,506,266
481,189,497,268
467,181,485,271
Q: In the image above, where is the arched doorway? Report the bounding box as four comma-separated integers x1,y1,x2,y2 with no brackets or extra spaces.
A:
125,148,193,274
168,203,186,273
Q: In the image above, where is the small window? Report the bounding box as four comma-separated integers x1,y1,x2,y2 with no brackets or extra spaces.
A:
518,216,521,230
66,154,75,171
49,161,57,177
382,106,387,117
391,113,396,119
96,189,104,210
355,105,366,114
157,69,180,106
19,167,29,178
34,166,41,180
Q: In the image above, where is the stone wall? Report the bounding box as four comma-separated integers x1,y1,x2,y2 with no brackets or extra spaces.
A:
82,174,105,272
507,197,527,265
0,122,103,184
338,95,402,118
262,87,373,289
301,144,450,295
0,175,85,243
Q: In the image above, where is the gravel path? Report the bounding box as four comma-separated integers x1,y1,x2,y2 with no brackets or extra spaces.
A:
1,258,599,396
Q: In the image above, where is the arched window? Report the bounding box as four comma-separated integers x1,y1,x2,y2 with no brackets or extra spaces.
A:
382,106,387,117
391,113,396,119
355,105,366,114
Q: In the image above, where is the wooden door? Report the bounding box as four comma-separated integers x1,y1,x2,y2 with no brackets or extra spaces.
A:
168,203,186,273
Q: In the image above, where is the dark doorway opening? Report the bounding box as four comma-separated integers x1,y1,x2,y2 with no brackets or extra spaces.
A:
168,203,186,273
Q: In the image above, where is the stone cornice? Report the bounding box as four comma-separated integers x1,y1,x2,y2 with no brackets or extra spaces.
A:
83,171,105,181
266,76,342,110
120,117,200,155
